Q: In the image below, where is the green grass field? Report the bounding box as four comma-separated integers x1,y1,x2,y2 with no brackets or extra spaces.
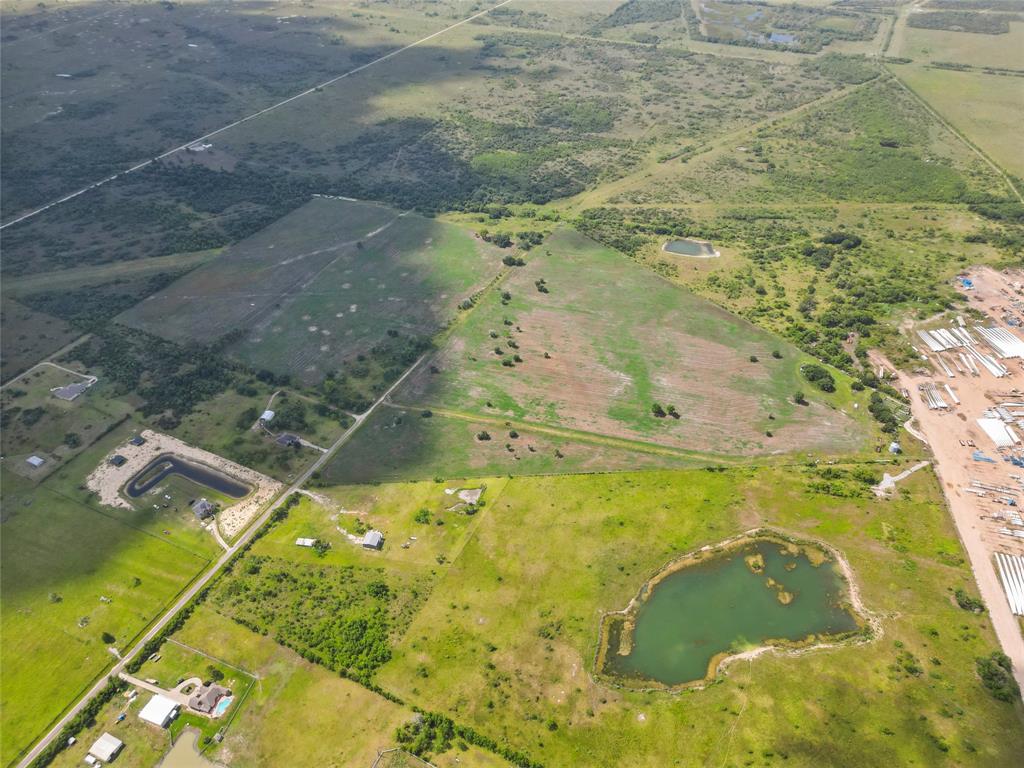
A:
0,468,213,765
120,197,502,384
369,465,1024,767
394,227,871,457
891,64,1024,180
896,21,1024,70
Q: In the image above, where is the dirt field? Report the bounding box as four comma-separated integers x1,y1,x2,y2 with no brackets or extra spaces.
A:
85,429,281,538
884,266,1024,694
397,228,869,457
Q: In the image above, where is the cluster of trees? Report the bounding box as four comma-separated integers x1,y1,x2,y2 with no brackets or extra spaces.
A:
396,710,544,768
214,558,415,679
71,327,236,427
22,273,181,334
595,0,681,30
801,363,836,393
651,402,680,419
868,391,901,434
976,651,1021,702
908,11,1020,34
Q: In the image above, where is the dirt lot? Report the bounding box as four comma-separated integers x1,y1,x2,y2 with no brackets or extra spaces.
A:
85,429,281,538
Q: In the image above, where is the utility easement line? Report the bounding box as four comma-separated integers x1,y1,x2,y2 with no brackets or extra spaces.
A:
0,0,515,231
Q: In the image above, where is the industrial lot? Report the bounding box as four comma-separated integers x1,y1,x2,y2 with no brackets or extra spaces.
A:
890,268,1024,693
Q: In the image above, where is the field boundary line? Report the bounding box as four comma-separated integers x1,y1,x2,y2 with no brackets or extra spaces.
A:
884,66,1023,203
0,1,515,231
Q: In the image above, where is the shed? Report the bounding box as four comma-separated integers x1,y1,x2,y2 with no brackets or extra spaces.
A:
26,455,45,468
109,454,128,467
89,732,124,762
275,433,301,448
295,537,316,547
129,436,146,447
363,530,383,550
138,694,178,728
191,498,216,519
260,409,275,423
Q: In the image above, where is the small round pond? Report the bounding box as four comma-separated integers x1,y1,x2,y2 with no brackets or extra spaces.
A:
126,453,251,499
597,533,864,689
662,238,718,258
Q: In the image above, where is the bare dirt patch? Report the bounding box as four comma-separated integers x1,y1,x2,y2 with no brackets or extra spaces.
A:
85,429,281,538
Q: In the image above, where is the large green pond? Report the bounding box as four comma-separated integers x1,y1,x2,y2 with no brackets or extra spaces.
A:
601,538,860,687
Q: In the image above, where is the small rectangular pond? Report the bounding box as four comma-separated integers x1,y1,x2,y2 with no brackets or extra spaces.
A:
126,454,252,499
662,238,718,258
598,534,863,689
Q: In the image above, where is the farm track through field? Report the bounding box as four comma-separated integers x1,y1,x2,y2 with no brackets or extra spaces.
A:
0,1,515,231
385,402,752,465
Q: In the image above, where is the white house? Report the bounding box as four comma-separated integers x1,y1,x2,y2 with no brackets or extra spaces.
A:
362,530,383,550
260,409,275,423
295,537,316,547
26,455,45,468
138,694,179,728
88,732,124,762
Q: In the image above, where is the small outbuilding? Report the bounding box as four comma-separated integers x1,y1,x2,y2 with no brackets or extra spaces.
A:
275,433,301,448
363,530,383,550
260,409,275,424
129,435,146,447
295,537,316,547
191,498,216,519
109,454,128,467
88,732,124,762
26,455,45,468
138,694,178,728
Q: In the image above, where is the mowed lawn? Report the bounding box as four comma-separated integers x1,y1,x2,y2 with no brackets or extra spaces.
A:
892,64,1024,179
396,228,870,456
0,472,213,765
119,197,502,384
374,466,1024,767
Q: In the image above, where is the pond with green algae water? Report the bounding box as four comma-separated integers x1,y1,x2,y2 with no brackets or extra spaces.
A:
662,238,717,257
602,538,860,687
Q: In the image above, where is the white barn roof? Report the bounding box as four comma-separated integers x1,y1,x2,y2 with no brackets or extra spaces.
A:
138,694,178,727
295,537,316,547
363,530,383,548
260,409,275,422
89,732,124,761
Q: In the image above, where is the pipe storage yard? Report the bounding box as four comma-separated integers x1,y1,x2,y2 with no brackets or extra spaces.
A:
996,553,1024,616
915,326,1013,377
975,326,1024,359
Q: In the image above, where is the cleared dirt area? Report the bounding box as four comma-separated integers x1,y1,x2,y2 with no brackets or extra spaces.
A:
398,228,867,457
86,429,281,538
